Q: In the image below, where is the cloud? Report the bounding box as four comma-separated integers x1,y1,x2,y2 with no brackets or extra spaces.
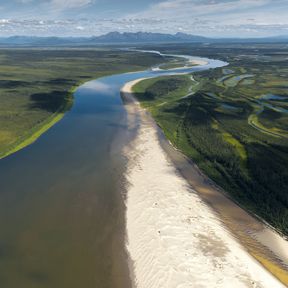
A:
0,17,288,38
18,0,34,3
0,0,287,37
50,0,93,10
132,0,272,19
117,0,288,36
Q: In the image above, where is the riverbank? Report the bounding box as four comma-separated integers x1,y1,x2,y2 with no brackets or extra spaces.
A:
0,49,228,287
0,88,74,160
158,59,208,70
121,79,287,287
0,48,166,161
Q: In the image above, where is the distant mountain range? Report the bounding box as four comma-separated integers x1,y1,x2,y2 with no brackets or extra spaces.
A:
0,32,287,46
93,32,208,43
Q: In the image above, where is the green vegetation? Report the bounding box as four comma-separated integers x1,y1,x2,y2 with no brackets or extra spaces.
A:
0,48,163,158
133,43,288,236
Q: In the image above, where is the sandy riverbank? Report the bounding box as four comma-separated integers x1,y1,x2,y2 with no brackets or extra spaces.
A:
189,59,208,66
121,79,287,288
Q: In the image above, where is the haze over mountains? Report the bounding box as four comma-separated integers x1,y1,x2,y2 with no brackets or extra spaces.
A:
0,32,287,46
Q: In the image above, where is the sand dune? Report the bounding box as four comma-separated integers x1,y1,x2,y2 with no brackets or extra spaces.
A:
121,80,286,288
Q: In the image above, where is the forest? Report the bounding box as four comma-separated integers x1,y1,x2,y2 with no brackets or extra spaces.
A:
133,43,288,235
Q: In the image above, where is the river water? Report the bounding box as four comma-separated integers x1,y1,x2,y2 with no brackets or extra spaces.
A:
0,52,226,288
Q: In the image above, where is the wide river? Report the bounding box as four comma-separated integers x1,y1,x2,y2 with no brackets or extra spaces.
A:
0,51,226,288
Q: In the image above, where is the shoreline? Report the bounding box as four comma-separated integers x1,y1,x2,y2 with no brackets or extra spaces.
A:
157,59,209,71
189,59,208,66
0,84,77,160
0,102,71,160
121,79,288,287
0,63,153,161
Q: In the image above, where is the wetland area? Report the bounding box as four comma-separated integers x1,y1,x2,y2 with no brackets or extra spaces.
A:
0,45,287,287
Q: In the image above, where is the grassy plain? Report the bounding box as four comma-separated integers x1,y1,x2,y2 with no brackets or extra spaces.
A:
0,48,164,158
133,43,288,236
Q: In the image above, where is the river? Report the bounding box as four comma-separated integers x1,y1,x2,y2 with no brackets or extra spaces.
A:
0,51,226,287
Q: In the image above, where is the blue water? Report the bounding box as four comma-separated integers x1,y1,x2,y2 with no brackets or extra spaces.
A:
220,103,240,111
234,74,254,81
260,93,287,101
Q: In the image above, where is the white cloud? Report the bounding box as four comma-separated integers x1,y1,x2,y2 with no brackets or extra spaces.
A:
0,0,287,37
0,17,288,37
76,25,85,30
133,0,271,19
118,0,288,36
0,19,10,24
50,0,93,11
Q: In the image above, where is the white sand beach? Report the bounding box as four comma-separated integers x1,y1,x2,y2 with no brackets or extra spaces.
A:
121,79,286,288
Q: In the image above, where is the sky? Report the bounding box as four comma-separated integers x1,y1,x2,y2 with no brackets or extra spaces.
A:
0,0,287,37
